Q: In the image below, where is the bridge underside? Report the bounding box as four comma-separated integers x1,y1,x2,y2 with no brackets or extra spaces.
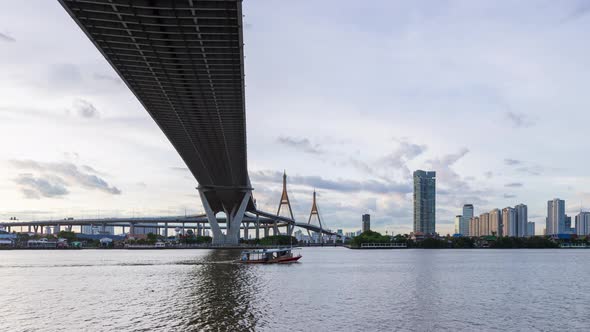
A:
59,0,259,244
60,0,252,208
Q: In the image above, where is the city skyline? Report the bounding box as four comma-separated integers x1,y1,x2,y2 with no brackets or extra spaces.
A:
2,1,590,235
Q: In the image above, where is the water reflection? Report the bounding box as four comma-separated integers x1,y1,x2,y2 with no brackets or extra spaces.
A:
181,250,263,331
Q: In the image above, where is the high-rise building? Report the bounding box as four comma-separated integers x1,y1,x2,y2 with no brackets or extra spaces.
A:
454,215,462,234
470,217,481,236
575,212,590,236
515,204,528,237
546,199,566,235
413,170,436,234
564,215,575,234
489,209,502,236
479,213,490,236
362,214,371,232
461,204,473,236
527,222,535,237
502,207,517,237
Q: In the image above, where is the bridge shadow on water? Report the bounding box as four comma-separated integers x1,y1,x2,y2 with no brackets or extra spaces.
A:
177,250,266,332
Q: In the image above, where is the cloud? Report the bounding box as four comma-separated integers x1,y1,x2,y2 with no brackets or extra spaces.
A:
516,166,544,176
93,73,122,84
277,136,322,154
425,148,470,189
561,3,590,23
73,99,99,119
504,158,522,166
381,139,426,167
505,111,535,128
48,64,82,87
503,193,517,199
81,164,103,174
346,138,426,180
484,171,494,179
14,173,69,199
0,32,15,42
9,160,121,196
505,182,523,188
251,170,411,195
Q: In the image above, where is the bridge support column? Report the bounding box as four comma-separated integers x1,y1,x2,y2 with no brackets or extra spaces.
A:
67,225,72,232
163,222,168,238
199,188,251,245
28,225,31,233
129,223,135,235
255,216,260,240
273,221,280,236
264,225,269,238
244,222,249,241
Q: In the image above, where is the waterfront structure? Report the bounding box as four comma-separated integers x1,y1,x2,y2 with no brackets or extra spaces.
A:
307,191,324,243
454,215,462,234
527,222,535,237
575,212,590,236
547,199,566,235
502,207,517,237
362,214,371,232
461,204,474,236
479,213,490,236
515,204,528,237
276,171,295,236
565,215,575,234
82,225,115,235
470,216,480,237
489,209,502,237
413,170,436,234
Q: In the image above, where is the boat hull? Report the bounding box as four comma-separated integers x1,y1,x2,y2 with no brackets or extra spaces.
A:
238,255,302,264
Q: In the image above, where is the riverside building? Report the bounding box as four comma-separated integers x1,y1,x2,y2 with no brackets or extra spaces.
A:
413,170,436,234
547,199,566,235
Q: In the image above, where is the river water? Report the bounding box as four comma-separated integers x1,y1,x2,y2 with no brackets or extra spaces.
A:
1,248,589,331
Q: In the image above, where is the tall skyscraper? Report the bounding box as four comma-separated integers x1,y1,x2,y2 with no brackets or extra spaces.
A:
502,207,517,237
461,204,473,236
515,204,528,237
454,215,462,234
413,170,436,234
546,199,565,235
575,212,590,236
362,214,371,232
489,209,502,236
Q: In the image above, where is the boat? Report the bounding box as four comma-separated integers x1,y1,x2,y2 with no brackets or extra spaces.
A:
237,248,302,264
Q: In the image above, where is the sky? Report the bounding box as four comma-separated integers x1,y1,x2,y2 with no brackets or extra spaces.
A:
1,0,590,235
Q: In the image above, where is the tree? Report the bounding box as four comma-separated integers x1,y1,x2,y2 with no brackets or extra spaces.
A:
57,231,77,243
146,232,158,244
350,230,392,248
